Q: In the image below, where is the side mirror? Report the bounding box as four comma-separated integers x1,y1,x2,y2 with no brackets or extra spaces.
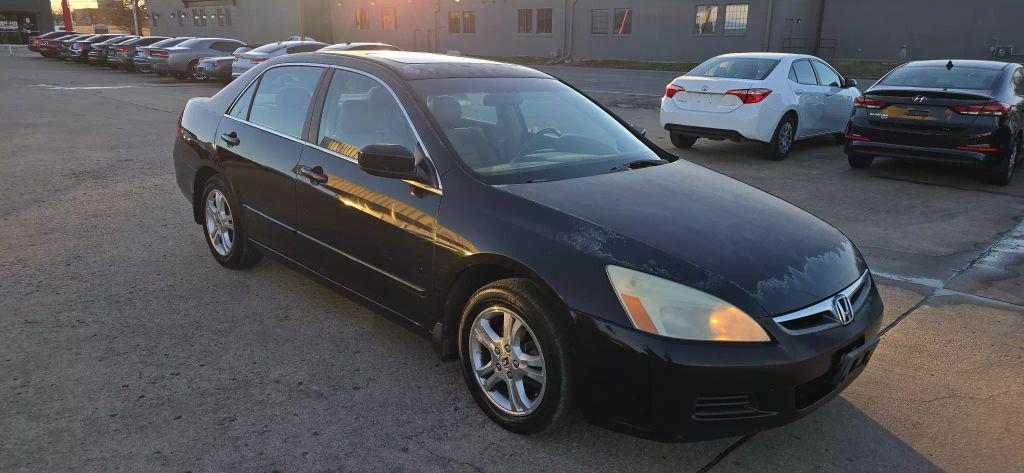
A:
357,144,419,180
632,124,647,136
843,77,858,88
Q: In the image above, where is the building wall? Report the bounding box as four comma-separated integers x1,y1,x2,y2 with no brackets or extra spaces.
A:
822,0,1023,61
146,0,303,45
0,0,55,35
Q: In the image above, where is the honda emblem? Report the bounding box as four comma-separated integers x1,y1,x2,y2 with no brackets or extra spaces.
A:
831,295,854,325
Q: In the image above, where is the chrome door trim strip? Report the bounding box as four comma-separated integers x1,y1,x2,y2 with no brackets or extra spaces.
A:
295,230,426,296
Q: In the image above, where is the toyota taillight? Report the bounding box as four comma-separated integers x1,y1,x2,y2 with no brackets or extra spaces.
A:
951,101,1011,116
251,57,268,64
854,96,886,109
725,88,773,104
665,83,685,98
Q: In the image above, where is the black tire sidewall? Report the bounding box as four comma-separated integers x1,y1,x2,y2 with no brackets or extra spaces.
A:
457,280,571,434
766,115,795,160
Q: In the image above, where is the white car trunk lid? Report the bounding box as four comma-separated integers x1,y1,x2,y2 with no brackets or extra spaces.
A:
670,77,758,113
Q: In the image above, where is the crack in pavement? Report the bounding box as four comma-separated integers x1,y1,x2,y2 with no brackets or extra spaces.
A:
695,433,756,473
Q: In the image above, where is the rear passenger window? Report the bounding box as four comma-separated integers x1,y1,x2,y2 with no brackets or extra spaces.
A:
229,81,257,120
287,44,323,54
316,70,417,157
248,66,323,138
1012,69,1024,96
812,61,842,87
790,60,817,85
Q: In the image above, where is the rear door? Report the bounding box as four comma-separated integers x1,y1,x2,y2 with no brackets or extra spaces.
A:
811,60,854,133
788,59,826,137
215,65,325,255
293,67,441,323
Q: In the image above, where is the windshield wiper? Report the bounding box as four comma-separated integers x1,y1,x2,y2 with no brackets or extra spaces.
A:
608,159,667,173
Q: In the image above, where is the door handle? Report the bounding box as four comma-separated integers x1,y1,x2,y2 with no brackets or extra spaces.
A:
299,165,328,185
220,132,240,146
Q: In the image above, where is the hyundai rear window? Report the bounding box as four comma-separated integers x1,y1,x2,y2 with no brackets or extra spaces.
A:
687,58,780,80
878,66,1003,90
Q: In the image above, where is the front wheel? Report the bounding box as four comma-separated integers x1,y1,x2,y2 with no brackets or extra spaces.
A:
764,115,796,161
989,135,1019,186
848,155,874,169
670,132,698,149
458,279,572,435
200,176,262,269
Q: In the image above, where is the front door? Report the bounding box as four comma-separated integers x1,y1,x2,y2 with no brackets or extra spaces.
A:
215,64,324,255
294,68,441,323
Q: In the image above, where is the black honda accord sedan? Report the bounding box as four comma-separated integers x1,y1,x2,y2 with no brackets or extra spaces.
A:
845,59,1022,185
173,51,883,441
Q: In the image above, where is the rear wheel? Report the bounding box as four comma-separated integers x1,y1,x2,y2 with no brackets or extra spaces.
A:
989,135,1019,186
458,279,572,435
670,133,698,149
764,115,796,160
200,175,262,269
848,155,875,169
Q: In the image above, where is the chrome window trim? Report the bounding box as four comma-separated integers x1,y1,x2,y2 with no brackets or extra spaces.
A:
772,270,871,333
221,61,443,192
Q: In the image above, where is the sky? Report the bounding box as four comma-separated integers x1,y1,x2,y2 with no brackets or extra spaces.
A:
51,0,101,11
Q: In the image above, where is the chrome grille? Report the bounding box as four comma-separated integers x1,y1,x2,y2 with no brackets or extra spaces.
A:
772,270,871,335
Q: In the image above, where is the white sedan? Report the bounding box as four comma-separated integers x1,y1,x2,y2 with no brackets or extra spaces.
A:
660,53,861,160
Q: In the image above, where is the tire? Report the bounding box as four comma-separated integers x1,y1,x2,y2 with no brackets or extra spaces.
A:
848,155,874,169
670,132,698,149
187,60,201,81
764,115,797,161
988,134,1019,186
199,175,262,269
458,278,572,435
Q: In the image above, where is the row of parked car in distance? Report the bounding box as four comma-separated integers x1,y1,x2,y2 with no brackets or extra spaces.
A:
660,52,1022,185
28,30,400,84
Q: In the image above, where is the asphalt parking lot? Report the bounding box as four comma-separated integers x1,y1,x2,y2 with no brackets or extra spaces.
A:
1,51,1022,472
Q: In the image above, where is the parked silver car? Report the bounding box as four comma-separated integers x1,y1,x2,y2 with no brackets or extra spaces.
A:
133,37,193,73
231,40,326,78
150,37,246,80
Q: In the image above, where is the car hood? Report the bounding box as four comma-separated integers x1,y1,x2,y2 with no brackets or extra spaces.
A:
500,161,865,316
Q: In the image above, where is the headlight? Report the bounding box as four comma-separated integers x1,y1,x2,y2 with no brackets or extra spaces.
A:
606,265,770,342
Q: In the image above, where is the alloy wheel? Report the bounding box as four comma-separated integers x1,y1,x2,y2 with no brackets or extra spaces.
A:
778,122,794,154
469,306,546,416
204,189,234,256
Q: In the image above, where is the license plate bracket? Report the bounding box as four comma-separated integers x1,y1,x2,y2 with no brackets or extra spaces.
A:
832,336,879,386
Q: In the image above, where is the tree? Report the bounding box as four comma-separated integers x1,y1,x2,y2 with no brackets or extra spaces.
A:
95,0,147,33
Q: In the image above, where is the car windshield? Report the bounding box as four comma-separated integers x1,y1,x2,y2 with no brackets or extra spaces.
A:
687,57,780,80
250,43,289,53
411,77,660,184
878,65,1003,90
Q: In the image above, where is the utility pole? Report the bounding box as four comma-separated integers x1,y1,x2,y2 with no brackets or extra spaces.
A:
131,0,141,35
61,0,72,31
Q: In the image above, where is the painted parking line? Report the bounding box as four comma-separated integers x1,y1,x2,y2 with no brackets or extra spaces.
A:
28,84,138,90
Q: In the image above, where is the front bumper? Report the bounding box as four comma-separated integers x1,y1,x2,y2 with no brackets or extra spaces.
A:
571,276,884,442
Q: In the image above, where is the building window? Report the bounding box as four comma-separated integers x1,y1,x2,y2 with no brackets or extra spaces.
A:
355,8,369,30
381,7,396,30
613,8,631,35
216,8,224,26
695,5,717,34
448,11,460,34
591,9,609,35
463,11,476,34
225,8,231,26
724,4,748,34
537,8,552,34
518,9,533,34
200,8,207,27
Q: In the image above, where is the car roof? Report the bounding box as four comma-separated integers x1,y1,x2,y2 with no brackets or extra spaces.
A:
306,51,551,80
323,42,396,49
901,59,1013,70
711,52,816,60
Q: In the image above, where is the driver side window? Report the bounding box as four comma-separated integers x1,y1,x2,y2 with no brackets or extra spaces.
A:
317,69,417,157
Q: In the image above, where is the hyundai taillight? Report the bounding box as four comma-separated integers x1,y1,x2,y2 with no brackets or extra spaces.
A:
665,83,685,98
951,101,1011,116
854,96,886,109
726,88,773,104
